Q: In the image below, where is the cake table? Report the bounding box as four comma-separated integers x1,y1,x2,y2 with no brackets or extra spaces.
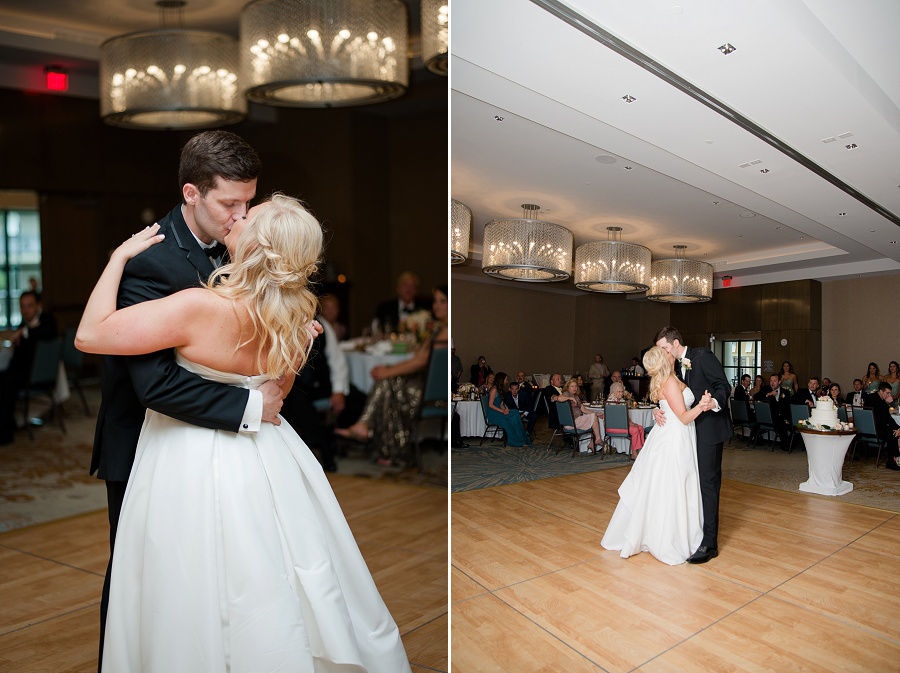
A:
796,427,856,496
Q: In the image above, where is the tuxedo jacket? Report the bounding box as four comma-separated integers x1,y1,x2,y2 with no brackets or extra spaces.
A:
847,390,866,407
542,385,562,428
870,394,900,440
8,311,58,383
504,390,532,413
753,385,791,423
733,385,750,402
91,204,250,482
675,347,732,445
791,388,817,407
375,297,431,332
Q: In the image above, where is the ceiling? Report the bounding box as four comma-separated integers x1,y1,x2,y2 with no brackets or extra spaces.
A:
451,0,900,293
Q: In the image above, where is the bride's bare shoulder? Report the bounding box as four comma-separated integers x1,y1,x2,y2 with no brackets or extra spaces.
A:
659,375,684,400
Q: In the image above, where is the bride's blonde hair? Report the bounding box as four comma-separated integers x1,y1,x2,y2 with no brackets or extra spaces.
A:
206,193,322,378
643,346,673,403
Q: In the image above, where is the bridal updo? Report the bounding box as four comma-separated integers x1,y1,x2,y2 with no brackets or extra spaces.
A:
208,193,323,378
643,346,673,403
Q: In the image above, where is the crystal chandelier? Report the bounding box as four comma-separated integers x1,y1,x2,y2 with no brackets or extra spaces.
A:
574,226,651,293
482,204,573,282
451,199,471,264
647,245,714,302
240,0,408,107
100,2,245,129
420,0,448,75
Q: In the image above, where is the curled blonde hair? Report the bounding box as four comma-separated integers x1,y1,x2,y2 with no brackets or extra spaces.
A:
206,193,323,378
643,346,674,403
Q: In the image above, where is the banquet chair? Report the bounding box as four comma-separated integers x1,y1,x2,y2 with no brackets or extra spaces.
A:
543,395,561,449
604,402,632,456
19,337,66,439
837,405,849,423
849,407,883,465
555,400,595,458
751,402,781,451
479,396,507,447
788,404,810,453
411,347,447,474
62,327,91,416
730,400,756,442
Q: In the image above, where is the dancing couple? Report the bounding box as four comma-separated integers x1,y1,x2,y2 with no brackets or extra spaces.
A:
80,131,410,672
601,326,732,566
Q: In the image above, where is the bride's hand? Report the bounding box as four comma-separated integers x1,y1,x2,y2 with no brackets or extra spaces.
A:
114,224,164,261
699,391,713,410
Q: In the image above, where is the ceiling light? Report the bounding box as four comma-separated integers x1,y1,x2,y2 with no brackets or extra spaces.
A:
240,0,408,107
718,43,736,55
648,245,713,303
482,204,573,282
574,227,651,293
624,166,633,170
845,143,858,150
760,168,770,173
622,94,636,103
494,115,504,121
595,155,617,164
421,0,448,75
739,212,755,218
450,199,471,264
839,212,847,217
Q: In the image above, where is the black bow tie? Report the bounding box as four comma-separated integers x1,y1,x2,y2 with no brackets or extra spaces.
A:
205,243,227,260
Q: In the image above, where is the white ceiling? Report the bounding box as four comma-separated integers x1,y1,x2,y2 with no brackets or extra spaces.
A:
451,0,900,291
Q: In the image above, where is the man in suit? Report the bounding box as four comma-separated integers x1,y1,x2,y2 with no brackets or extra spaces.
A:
792,377,819,409
654,326,732,564
848,378,866,407
753,374,792,446
542,373,564,435
733,374,751,401
0,291,58,444
870,382,900,470
504,381,524,411
91,131,287,670
374,271,430,333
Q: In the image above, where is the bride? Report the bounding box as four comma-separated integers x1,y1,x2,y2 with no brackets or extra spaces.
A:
76,194,411,672
600,346,713,565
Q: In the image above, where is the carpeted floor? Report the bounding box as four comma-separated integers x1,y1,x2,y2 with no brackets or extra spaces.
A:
0,385,447,532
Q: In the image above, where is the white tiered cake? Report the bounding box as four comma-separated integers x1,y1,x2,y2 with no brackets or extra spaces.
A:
809,396,839,427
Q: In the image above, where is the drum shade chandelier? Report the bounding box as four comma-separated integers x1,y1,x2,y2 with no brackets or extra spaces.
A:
100,2,245,129
647,245,714,302
451,199,471,264
482,204,573,282
574,226,651,293
240,0,408,107
420,0,448,75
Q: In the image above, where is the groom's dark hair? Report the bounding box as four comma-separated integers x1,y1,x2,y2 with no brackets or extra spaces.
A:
179,130,261,198
654,326,683,345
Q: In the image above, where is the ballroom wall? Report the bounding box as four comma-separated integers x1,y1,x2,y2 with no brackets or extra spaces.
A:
0,82,447,338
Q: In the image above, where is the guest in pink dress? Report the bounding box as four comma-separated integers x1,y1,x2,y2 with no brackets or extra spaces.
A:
557,378,603,449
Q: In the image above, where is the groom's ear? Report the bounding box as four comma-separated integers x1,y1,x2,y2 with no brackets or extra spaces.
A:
183,183,200,206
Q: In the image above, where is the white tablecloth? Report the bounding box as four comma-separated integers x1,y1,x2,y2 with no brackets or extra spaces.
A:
455,399,487,438
344,351,411,394
798,430,855,496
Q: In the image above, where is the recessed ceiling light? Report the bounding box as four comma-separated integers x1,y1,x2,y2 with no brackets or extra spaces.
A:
838,212,847,217
595,155,617,164
705,140,714,144
800,236,805,239
822,137,837,144
624,166,633,170
760,168,770,173
622,95,636,103
776,226,782,229
845,143,858,150
870,229,875,233
493,115,504,121
712,201,720,205
718,43,736,55
739,212,756,218
838,132,854,139
892,241,898,244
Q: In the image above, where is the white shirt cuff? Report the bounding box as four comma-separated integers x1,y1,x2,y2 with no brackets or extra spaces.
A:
712,398,722,412
239,389,263,433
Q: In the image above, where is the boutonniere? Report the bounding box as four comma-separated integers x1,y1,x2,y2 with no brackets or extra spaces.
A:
680,357,692,370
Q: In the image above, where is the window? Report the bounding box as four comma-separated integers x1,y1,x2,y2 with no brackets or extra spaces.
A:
721,338,762,389
0,208,42,329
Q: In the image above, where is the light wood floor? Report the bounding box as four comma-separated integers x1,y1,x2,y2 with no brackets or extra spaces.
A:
452,467,900,673
0,475,447,673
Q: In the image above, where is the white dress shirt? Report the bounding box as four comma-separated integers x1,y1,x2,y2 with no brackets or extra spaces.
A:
320,317,349,395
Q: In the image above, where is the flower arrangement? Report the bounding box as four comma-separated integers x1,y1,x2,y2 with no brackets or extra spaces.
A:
400,310,433,343
797,419,853,432
457,382,476,396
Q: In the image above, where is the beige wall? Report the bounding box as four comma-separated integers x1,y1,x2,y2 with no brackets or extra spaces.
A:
822,273,900,391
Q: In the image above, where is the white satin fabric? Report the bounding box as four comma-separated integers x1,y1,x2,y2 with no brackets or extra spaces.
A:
103,355,411,672
601,387,704,566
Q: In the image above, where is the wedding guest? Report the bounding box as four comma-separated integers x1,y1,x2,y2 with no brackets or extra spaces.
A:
817,377,833,397
469,355,492,387
754,374,791,447
589,354,610,400
575,374,587,397
515,370,537,392
375,271,430,333
481,372,495,395
779,361,797,395
848,379,866,407
319,294,347,342
556,378,603,450
884,361,900,397
828,383,844,405
486,372,530,447
733,374,751,401
541,373,564,432
450,340,463,392
863,362,881,394
870,382,900,470
630,357,645,376
504,381,524,412
610,370,623,385
606,381,645,453
749,374,764,398
791,377,819,409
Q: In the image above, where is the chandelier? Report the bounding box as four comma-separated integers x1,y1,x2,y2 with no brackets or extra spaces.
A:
574,226,651,293
482,204,573,282
240,0,408,107
451,199,471,264
100,2,245,129
420,0,448,75
647,245,714,303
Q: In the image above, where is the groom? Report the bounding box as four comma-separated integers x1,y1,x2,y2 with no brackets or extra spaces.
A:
91,131,286,670
654,326,732,563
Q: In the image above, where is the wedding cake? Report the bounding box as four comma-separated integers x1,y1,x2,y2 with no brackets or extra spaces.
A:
808,396,839,427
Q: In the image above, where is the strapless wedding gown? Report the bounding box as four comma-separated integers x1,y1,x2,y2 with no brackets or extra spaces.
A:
102,355,411,673
601,387,703,566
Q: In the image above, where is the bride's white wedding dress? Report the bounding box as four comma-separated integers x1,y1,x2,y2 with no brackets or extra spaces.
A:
601,387,703,566
102,355,411,673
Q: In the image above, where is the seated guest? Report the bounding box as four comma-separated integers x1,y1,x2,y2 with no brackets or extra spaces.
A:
754,374,791,447
486,372,530,447
749,374,764,399
542,373,564,431
605,381,645,453
511,372,538,436
630,357,645,376
734,374,752,401
884,361,900,397
610,370,623,386
575,374,587,396
848,379,866,407
470,355,492,387
451,340,463,392
480,373,495,396
791,377,819,409
375,271,430,333
818,377,832,397
870,382,900,470
828,383,843,406
504,381,525,412
0,291,58,444
863,362,881,394
515,370,537,392
319,294,347,342
556,378,603,450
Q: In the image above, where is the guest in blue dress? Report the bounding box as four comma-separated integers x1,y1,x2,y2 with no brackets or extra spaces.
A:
863,362,882,394
487,372,531,447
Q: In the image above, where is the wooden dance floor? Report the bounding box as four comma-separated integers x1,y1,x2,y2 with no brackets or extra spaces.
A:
0,475,447,673
452,467,900,672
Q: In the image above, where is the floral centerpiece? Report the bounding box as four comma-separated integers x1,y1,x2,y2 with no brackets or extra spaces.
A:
796,418,853,432
399,310,434,344
457,382,477,399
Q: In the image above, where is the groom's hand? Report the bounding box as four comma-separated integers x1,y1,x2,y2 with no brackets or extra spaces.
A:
653,408,666,426
259,380,284,425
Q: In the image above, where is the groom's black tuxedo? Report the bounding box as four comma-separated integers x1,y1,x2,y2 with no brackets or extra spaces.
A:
675,346,732,550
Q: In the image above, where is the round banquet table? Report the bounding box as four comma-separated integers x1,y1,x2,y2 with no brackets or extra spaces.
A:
584,405,656,453
797,427,856,496
344,351,411,394
455,399,487,438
